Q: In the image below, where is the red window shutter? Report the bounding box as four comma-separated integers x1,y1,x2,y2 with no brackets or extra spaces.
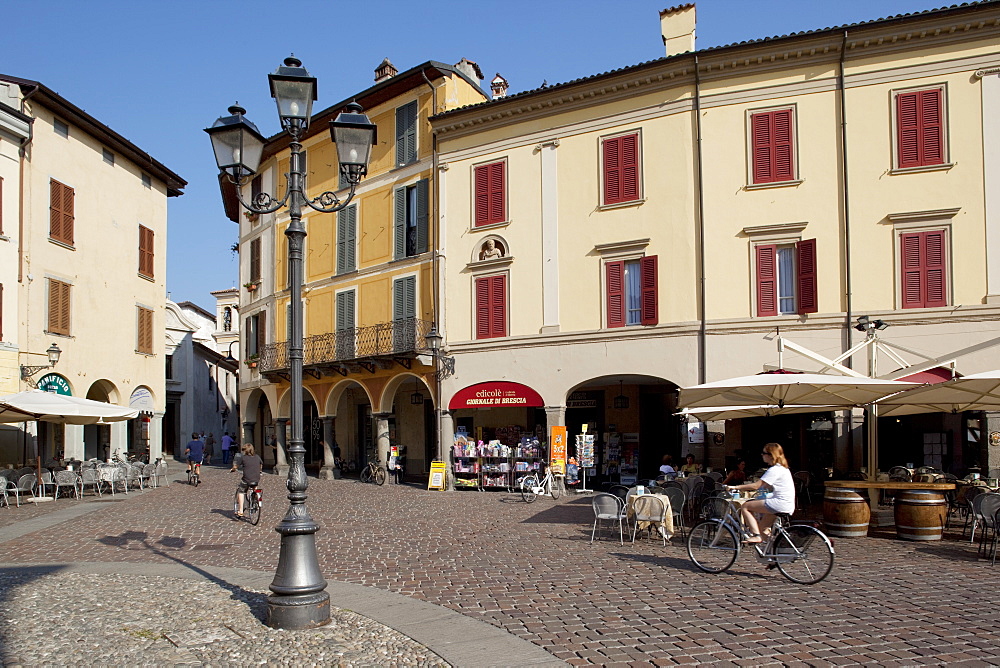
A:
919,89,943,166
475,277,491,339
474,162,506,226
490,275,507,337
897,92,919,169
923,230,947,307
640,255,658,325
603,134,640,205
901,232,924,308
898,90,943,168
796,239,818,314
756,245,778,317
474,165,490,226
752,110,794,184
606,261,625,328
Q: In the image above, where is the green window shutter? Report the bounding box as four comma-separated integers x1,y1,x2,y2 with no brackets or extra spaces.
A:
395,102,417,166
336,290,355,331
394,187,406,259
337,205,357,274
393,276,416,322
415,179,428,254
346,206,357,271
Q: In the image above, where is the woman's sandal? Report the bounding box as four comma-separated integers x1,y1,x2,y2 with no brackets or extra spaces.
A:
742,533,762,544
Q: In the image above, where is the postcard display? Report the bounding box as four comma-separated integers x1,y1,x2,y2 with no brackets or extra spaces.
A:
602,433,639,485
453,429,546,490
575,434,596,491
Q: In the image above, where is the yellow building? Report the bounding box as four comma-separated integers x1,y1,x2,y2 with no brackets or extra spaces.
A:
225,59,487,478
431,4,1000,484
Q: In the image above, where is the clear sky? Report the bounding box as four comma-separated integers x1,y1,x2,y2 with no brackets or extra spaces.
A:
3,0,953,311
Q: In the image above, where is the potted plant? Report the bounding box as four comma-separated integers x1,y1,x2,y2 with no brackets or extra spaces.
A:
244,354,260,369
243,281,259,292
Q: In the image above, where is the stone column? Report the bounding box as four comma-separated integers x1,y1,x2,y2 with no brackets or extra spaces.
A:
110,421,127,459
544,405,566,432
439,409,455,491
148,412,164,463
274,417,289,476
65,424,85,462
319,417,338,480
242,421,255,448
373,413,391,468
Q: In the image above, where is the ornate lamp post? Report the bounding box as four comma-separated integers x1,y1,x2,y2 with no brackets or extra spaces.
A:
20,343,62,388
205,56,376,630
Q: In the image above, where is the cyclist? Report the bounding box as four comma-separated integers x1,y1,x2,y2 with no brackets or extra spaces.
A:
726,442,795,545
185,433,205,482
230,443,262,518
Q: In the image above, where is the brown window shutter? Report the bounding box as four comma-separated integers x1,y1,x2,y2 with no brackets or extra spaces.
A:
250,237,261,282
139,225,154,278
137,307,153,354
257,310,266,354
49,180,75,245
48,279,70,335
62,182,75,245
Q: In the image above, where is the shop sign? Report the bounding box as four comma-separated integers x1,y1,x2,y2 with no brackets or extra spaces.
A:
37,374,71,395
427,461,447,490
990,431,1000,447
129,387,155,413
448,382,544,410
550,426,567,474
687,422,705,444
567,391,598,409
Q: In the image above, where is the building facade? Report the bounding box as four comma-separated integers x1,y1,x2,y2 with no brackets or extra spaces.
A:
0,74,185,466
430,3,1000,485
224,60,487,477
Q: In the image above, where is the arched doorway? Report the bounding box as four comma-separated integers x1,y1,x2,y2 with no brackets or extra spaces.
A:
84,380,119,461
326,381,373,477
381,373,434,479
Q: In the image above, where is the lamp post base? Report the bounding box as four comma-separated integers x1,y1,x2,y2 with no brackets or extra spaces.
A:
266,591,331,630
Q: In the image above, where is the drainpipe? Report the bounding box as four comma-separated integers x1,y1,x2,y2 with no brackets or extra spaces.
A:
840,31,853,361
694,55,707,384
17,84,39,285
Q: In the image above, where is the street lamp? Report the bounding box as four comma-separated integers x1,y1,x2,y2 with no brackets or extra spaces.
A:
20,343,62,388
424,326,455,380
205,55,376,631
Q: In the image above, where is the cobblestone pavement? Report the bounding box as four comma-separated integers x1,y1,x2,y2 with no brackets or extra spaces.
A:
3,465,1000,666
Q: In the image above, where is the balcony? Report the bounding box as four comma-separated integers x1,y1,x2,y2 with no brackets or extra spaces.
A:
259,318,435,376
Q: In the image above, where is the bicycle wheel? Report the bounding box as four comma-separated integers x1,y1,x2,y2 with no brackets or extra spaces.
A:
520,475,539,503
550,477,563,499
687,520,740,573
774,525,834,585
233,489,240,516
374,466,387,486
248,491,262,526
360,466,373,484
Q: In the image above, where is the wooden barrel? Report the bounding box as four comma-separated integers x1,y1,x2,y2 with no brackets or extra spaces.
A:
894,490,947,541
823,488,870,537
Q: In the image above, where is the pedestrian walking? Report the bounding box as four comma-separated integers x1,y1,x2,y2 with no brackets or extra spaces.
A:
204,433,216,466
221,432,234,466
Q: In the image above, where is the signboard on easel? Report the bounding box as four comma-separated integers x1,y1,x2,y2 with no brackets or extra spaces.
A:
427,461,447,490
550,426,567,474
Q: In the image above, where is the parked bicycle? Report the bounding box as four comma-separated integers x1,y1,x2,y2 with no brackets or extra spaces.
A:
518,466,562,503
233,482,262,525
360,458,387,486
686,493,834,584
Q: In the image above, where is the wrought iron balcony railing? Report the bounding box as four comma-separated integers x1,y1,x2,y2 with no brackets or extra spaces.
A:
259,318,435,373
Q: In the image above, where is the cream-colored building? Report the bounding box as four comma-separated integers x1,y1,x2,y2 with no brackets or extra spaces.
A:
0,95,30,399
431,3,1000,483
0,75,185,466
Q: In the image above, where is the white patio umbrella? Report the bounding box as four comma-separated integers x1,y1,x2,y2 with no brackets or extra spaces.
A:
678,373,917,410
0,390,139,424
678,404,840,421
876,370,1000,416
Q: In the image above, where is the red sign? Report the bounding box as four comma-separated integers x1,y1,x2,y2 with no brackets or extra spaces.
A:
449,382,545,410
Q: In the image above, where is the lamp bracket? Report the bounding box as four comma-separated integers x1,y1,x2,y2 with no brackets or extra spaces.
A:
232,180,289,214
303,185,357,214
20,364,53,388
436,354,456,380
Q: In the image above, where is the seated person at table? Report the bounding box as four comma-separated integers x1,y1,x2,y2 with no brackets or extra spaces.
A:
722,459,747,486
727,443,795,546
680,454,701,475
659,455,675,476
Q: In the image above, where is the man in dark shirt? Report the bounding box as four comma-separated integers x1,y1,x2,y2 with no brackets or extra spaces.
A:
185,433,205,481
231,443,262,518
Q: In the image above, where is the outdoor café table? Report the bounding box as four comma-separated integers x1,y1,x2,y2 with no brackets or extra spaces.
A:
823,480,955,541
626,493,674,540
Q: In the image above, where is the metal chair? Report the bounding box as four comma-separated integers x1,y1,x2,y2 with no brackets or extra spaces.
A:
79,468,102,497
608,485,629,501
705,471,723,482
591,493,627,545
887,466,912,482
37,470,56,498
125,464,144,492
662,486,686,538
966,489,990,542
793,471,812,507
976,493,1000,557
53,470,80,500
631,495,668,546
97,464,124,496
139,463,155,489
6,474,37,507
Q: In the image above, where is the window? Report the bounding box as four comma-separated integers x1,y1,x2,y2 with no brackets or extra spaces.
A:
137,306,153,354
475,274,507,339
251,175,262,207
606,256,657,327
394,180,428,259
49,179,74,246
165,354,173,380
393,275,417,351
141,173,151,189
895,88,945,169
223,306,232,332
337,205,357,274
102,148,115,166
54,118,69,138
474,161,506,226
335,290,356,359
47,279,71,336
245,311,266,358
755,239,817,316
900,230,947,309
602,132,640,205
138,225,154,279
395,101,417,167
750,108,795,184
249,237,261,283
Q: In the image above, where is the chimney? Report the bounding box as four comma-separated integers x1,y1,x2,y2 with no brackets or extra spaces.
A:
454,57,484,84
660,4,696,57
490,73,509,100
375,57,398,83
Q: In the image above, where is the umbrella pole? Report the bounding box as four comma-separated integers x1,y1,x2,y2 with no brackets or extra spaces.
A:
866,404,878,480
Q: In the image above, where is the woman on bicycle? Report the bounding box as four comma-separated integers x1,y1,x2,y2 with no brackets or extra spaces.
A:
230,443,262,519
727,443,794,544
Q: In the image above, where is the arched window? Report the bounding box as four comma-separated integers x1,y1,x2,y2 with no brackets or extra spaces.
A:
223,307,232,331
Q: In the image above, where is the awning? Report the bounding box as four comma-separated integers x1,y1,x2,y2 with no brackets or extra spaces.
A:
449,381,545,410
0,390,140,425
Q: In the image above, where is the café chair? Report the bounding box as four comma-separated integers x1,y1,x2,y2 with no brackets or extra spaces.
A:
79,468,102,497
37,470,56,498
53,470,80,501
631,495,668,546
591,493,627,545
662,486,686,538
976,493,1000,557
608,485,629,501
966,489,990,542
5,474,37,507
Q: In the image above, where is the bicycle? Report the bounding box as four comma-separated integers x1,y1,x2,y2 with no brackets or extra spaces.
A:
187,459,202,486
518,467,562,503
360,458,387,485
686,493,834,584
233,482,262,525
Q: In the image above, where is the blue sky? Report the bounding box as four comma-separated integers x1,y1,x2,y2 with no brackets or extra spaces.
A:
3,0,952,311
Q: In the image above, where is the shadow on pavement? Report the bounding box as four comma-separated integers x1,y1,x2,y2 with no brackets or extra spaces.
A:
0,564,65,664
